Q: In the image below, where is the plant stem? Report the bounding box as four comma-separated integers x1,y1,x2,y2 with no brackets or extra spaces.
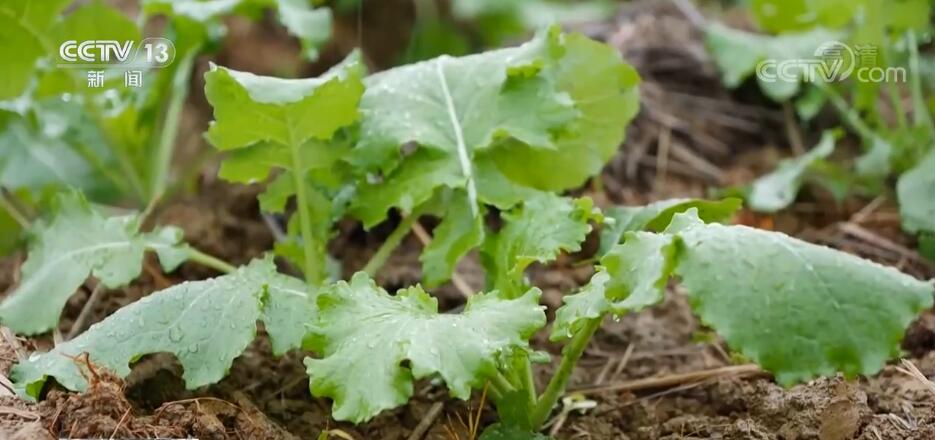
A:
362,212,420,276
816,82,877,141
517,357,538,411
149,48,198,203
490,371,517,397
98,112,148,204
883,42,908,130
0,190,30,229
290,149,321,285
906,30,935,135
887,80,908,130
529,317,602,429
186,247,237,274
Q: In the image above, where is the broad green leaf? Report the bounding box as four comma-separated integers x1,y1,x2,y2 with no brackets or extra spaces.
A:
552,232,677,340
553,208,934,384
0,0,70,33
0,112,110,196
482,194,601,298
10,258,313,400
350,26,578,223
0,10,44,100
897,149,935,238
304,272,545,423
705,24,842,101
747,132,835,212
670,210,934,385
488,33,641,191
52,1,141,47
0,192,188,335
420,190,485,287
205,54,363,153
599,198,741,256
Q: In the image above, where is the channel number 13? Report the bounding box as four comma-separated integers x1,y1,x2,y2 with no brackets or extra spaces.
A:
143,41,171,64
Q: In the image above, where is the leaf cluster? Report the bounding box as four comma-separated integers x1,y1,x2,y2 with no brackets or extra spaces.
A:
705,0,935,258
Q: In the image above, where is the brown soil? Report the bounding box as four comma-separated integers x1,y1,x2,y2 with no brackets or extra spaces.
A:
2,1,935,439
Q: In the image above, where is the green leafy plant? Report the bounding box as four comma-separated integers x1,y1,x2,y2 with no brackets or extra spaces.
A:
704,0,935,258
204,53,364,285
5,22,934,440
0,0,334,254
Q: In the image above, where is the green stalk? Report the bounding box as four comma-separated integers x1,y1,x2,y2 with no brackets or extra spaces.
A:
362,212,420,276
149,48,199,202
816,82,877,141
906,30,935,135
887,80,908,130
0,190,30,229
185,247,237,274
883,42,908,130
290,147,321,285
516,356,538,412
491,371,517,397
529,317,602,429
99,114,148,204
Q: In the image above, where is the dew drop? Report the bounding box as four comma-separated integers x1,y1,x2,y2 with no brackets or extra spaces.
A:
168,326,183,342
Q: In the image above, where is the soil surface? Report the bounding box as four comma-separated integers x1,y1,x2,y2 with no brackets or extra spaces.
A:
2,1,935,439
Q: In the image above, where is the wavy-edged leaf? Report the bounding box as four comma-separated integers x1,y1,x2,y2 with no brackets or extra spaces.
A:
553,206,933,384
11,258,313,400
304,272,545,423
747,131,835,212
350,26,579,224
0,192,188,335
205,54,363,154
482,193,601,298
599,198,741,256
552,231,677,340
670,210,933,385
487,32,641,191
